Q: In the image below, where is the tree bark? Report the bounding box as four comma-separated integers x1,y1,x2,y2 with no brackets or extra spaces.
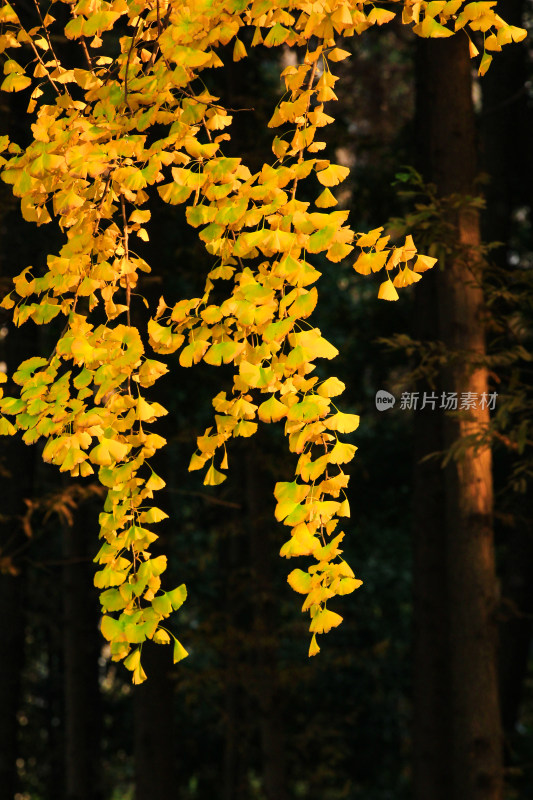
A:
0,91,34,800
0,563,26,800
134,642,177,800
63,495,103,800
479,0,533,749
497,507,533,736
414,36,503,800
480,0,531,265
412,277,451,800
132,487,177,800
245,444,287,800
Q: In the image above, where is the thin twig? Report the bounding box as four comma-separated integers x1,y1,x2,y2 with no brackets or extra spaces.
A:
124,14,143,108
31,0,72,98
291,57,319,200
120,194,132,330
67,1,93,70
13,14,60,95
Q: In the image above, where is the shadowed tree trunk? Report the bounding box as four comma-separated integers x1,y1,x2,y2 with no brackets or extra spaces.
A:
497,507,533,736
63,494,103,800
0,91,35,800
245,443,287,800
0,525,27,800
222,508,251,800
134,642,177,800
479,0,533,749
412,276,451,800
132,477,176,800
480,0,531,266
414,35,503,800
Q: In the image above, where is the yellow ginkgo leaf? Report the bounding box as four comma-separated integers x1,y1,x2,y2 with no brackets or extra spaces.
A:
132,663,148,685
328,47,351,62
308,634,320,656
204,463,227,486
316,163,350,187
413,254,438,272
309,608,343,634
377,280,399,301
173,637,188,664
328,440,357,464
315,187,337,208
317,377,345,397
287,568,312,594
258,395,287,423
233,38,247,61
325,411,360,433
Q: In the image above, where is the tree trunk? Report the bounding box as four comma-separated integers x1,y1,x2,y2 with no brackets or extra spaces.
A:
0,90,34,799
479,0,533,749
133,491,176,800
134,643,177,800
0,564,26,800
414,36,503,800
412,277,451,800
245,444,287,800
497,508,533,736
480,0,531,265
63,495,103,800
222,508,251,800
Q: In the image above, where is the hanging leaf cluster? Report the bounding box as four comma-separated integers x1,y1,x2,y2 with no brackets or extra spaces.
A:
0,0,525,681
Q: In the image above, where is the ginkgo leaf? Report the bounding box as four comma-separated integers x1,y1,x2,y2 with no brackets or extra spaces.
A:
316,164,350,187
1,72,31,92
393,267,422,288
89,438,130,466
413,254,438,272
153,629,171,645
328,440,357,464
124,648,141,672
0,417,16,436
357,227,384,248
146,472,166,491
287,569,312,594
280,530,319,558
309,608,343,634
353,250,388,274
317,377,345,397
468,38,480,57
132,663,148,685
258,395,287,423
377,280,399,301
338,498,350,517
204,463,227,486
315,187,337,208
289,287,318,318
233,38,247,61
478,52,493,76
325,412,360,433
306,225,337,253
367,8,396,25
101,615,124,642
308,634,320,656
328,47,351,62
139,507,169,524
337,576,363,594
173,637,188,664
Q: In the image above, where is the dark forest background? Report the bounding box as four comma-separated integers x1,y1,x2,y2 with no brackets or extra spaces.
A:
1,2,533,799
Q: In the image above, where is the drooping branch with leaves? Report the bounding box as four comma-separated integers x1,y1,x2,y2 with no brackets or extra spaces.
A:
0,0,524,682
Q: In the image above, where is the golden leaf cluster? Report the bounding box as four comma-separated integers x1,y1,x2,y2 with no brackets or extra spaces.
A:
0,0,524,679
